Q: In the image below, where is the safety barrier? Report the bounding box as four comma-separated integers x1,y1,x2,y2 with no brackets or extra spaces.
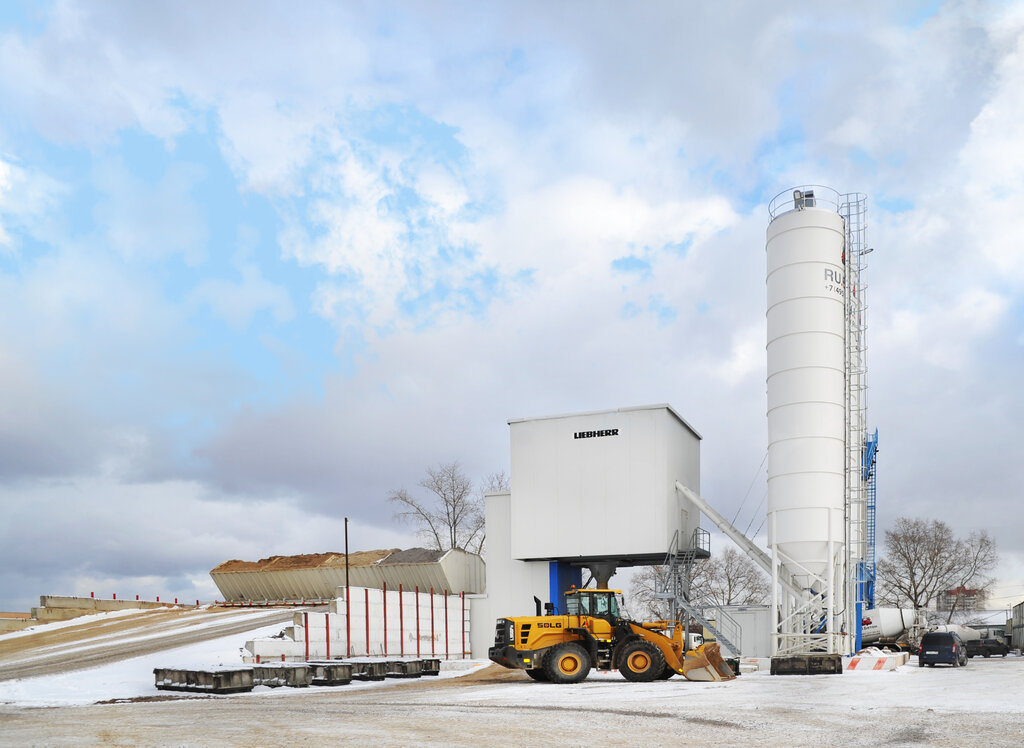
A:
153,667,254,694
845,651,909,671
155,659,438,693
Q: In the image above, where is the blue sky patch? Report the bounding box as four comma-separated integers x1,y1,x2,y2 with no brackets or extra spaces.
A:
611,254,652,277
876,196,914,214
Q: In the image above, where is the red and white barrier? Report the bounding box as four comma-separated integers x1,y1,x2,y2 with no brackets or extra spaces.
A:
845,651,909,671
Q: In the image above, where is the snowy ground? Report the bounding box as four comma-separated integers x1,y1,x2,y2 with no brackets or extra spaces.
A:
0,616,483,707
1,611,1022,746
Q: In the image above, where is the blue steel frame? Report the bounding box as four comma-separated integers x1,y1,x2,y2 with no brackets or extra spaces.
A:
855,429,879,650
548,562,583,615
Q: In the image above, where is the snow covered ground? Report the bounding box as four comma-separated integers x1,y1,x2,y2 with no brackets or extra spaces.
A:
2,610,1022,746
0,618,484,707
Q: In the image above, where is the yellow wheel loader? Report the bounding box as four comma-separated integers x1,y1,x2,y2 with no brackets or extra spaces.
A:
488,588,736,684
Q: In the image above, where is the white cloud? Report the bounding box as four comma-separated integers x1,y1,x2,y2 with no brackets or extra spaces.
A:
215,92,322,195
188,263,294,330
94,161,208,264
469,176,737,276
877,287,1009,371
958,12,1024,279
0,157,65,249
705,324,764,387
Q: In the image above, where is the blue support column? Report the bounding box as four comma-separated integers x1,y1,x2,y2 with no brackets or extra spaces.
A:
548,562,582,614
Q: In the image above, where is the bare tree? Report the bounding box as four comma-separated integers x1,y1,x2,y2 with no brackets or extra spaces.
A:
938,530,997,622
388,462,498,554
692,548,771,607
628,564,671,620
876,518,997,620
628,547,769,620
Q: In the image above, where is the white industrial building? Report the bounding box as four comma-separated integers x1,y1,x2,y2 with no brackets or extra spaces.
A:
469,404,707,658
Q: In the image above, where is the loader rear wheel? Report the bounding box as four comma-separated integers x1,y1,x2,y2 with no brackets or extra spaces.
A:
619,640,665,683
544,643,591,684
525,669,549,682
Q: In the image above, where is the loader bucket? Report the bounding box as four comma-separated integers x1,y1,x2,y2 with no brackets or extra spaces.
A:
680,642,736,682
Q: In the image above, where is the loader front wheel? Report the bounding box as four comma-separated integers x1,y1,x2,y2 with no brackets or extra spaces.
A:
544,643,591,684
619,640,665,683
525,669,549,682
658,664,675,679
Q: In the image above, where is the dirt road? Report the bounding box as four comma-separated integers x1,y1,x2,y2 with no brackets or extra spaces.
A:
0,608,294,681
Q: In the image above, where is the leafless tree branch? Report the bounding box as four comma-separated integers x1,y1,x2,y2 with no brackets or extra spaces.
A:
876,518,997,617
388,462,499,554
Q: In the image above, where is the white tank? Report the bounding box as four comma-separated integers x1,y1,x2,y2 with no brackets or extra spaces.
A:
860,608,919,643
928,623,981,642
766,195,846,586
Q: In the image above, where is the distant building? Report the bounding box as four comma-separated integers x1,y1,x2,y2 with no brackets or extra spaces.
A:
1012,601,1024,650
937,586,987,615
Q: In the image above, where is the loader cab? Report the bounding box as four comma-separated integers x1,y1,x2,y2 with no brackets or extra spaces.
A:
564,589,620,621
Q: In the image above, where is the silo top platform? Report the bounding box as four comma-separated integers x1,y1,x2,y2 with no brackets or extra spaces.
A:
507,404,702,565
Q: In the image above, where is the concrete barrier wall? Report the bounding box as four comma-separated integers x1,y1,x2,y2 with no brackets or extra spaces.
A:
245,586,470,663
39,596,193,611
0,617,33,633
29,596,196,623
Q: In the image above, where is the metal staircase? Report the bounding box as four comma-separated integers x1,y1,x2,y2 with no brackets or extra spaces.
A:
656,529,742,657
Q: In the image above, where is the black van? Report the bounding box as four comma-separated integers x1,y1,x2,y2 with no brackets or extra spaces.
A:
918,632,968,667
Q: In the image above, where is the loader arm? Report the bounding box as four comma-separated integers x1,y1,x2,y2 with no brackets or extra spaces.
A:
623,622,735,682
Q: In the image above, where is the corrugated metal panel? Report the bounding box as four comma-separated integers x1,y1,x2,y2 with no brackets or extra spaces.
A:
210,548,485,602
441,549,486,594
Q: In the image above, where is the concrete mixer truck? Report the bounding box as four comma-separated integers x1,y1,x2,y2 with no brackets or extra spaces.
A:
860,608,930,651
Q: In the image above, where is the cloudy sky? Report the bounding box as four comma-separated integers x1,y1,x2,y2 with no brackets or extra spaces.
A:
1,1,1023,613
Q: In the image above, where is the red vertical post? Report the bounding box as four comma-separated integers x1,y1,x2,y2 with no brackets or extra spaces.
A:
383,581,388,657
113,593,116,600
430,588,435,657
365,588,370,656
326,613,331,659
196,599,199,607
136,595,139,601
256,654,261,664
444,590,449,660
90,592,94,598
303,611,309,661
156,596,159,602
415,587,421,658
344,516,351,657
399,584,404,657
174,598,178,604
281,654,285,662
461,592,466,659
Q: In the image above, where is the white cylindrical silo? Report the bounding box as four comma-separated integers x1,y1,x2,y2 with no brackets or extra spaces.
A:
766,190,846,589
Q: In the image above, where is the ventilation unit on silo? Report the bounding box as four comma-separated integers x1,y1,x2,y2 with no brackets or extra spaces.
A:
766,185,873,658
